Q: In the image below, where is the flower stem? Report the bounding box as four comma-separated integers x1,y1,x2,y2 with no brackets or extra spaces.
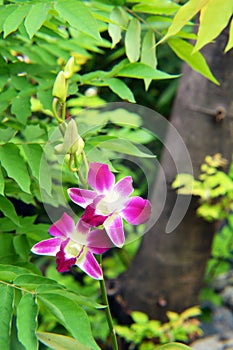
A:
99,256,118,350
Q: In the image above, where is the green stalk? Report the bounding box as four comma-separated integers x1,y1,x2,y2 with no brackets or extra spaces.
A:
99,256,118,350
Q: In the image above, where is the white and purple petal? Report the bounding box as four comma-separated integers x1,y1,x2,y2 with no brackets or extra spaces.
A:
114,176,133,198
76,251,103,280
104,214,124,248
87,229,113,253
49,213,75,238
68,188,96,208
121,197,151,225
88,163,115,193
31,237,62,256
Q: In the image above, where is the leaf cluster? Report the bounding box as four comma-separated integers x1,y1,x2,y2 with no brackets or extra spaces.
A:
115,306,201,349
0,263,102,349
172,154,233,222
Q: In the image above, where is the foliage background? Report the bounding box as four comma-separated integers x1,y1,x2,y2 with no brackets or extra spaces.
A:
0,0,232,349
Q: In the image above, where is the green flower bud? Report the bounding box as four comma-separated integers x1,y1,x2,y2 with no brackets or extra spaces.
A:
64,57,75,79
55,119,85,156
52,71,67,103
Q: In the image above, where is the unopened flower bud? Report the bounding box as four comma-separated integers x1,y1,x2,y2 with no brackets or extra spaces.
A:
52,71,67,103
64,57,75,79
55,119,85,156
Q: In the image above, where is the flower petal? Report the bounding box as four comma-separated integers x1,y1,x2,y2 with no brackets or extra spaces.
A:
114,176,133,198
49,213,75,238
81,205,107,227
31,237,62,256
87,229,113,253
88,162,115,193
56,248,76,273
76,251,103,280
104,215,124,248
68,188,96,208
122,197,151,225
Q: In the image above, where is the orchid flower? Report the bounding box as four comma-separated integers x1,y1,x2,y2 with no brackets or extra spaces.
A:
68,163,151,247
31,213,112,280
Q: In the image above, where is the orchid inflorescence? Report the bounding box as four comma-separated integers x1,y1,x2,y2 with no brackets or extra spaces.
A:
32,162,151,279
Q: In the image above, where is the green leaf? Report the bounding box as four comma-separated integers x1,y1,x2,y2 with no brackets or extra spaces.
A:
0,166,4,195
132,1,179,15
0,5,15,32
11,96,31,124
225,17,233,52
125,18,141,63
117,62,179,80
22,144,43,182
38,293,100,350
194,0,233,52
104,78,135,102
37,332,91,350
168,37,219,85
159,0,209,43
141,30,157,90
16,293,38,350
22,125,45,142
14,274,58,290
0,284,14,350
0,195,20,226
13,235,30,261
38,154,52,196
0,143,31,193
24,3,50,38
89,138,155,158
3,4,31,38
103,108,142,127
54,0,100,40
108,7,128,48
0,127,16,143
157,343,192,350
0,264,35,282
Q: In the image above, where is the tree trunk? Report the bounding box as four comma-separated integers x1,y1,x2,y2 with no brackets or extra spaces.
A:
117,30,233,321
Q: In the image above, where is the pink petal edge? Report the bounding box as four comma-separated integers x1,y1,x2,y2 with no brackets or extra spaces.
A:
68,188,96,208
122,197,151,225
88,162,115,193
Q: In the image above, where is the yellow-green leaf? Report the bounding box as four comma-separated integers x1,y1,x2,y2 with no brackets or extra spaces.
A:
157,343,192,350
0,166,4,195
141,30,157,90
168,37,219,85
24,3,50,38
225,17,233,52
125,18,141,63
104,78,135,103
194,0,233,52
0,195,20,226
108,7,128,48
117,62,179,80
37,332,91,350
17,294,38,350
0,284,14,350
132,0,179,15
3,4,31,38
159,0,209,43
0,143,31,193
54,0,100,40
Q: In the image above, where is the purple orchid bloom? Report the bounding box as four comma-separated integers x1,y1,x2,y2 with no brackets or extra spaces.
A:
31,213,112,280
68,162,151,247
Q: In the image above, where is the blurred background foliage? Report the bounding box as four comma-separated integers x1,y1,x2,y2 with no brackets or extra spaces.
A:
0,0,232,349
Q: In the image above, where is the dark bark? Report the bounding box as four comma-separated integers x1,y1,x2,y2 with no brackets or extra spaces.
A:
117,30,233,321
